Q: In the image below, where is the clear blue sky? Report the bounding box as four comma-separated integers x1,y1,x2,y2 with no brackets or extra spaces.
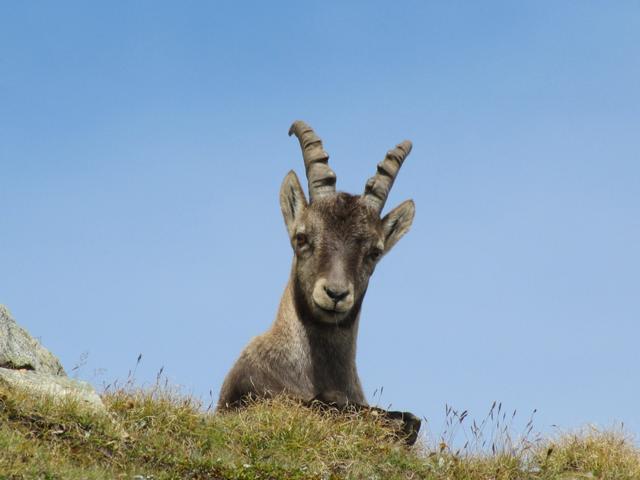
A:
1,2,639,441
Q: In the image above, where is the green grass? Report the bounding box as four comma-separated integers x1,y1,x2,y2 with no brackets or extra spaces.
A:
0,383,638,479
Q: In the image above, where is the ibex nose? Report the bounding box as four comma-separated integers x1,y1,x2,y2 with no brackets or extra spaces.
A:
324,285,349,302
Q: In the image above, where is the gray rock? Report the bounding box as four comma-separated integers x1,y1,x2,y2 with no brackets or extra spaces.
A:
0,368,104,411
0,304,105,412
0,305,65,375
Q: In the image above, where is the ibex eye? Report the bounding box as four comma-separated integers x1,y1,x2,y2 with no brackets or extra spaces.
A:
295,233,308,248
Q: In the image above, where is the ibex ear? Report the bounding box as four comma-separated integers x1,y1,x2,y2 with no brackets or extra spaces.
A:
381,200,415,254
280,170,308,238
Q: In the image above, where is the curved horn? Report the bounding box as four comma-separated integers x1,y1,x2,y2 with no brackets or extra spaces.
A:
288,120,336,201
362,140,412,213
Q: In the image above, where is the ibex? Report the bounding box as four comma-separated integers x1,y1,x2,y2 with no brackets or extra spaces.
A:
218,121,420,443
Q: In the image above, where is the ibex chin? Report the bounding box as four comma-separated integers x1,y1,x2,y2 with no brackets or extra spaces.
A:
218,121,420,444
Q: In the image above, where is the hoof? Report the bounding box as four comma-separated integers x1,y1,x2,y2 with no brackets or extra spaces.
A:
387,410,421,445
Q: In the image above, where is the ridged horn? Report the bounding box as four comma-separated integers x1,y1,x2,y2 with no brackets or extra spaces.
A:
362,140,412,213
288,120,336,201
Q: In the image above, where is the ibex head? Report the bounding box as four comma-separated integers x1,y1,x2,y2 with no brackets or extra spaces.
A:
281,121,415,326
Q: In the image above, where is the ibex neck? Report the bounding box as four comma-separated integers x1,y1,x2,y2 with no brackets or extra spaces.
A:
274,279,362,392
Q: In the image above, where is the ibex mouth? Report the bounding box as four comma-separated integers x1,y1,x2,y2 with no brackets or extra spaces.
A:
315,303,349,314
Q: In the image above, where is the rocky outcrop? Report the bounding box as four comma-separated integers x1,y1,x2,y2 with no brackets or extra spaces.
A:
0,305,104,411
0,305,65,374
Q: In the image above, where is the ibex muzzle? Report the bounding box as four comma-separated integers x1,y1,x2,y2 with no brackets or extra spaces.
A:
218,120,420,444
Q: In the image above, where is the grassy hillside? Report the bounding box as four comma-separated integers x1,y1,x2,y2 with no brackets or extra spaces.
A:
0,384,638,479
